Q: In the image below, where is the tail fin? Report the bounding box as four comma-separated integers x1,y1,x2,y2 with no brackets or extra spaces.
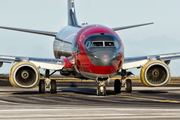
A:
68,0,79,27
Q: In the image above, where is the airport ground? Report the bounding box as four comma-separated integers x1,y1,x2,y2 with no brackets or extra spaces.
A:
0,75,180,119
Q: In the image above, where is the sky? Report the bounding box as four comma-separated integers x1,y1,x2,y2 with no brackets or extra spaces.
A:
0,0,180,76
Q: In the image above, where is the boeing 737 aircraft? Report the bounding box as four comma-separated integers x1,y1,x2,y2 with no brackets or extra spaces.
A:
0,0,180,96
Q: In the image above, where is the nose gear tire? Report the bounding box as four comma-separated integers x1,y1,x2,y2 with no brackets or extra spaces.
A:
97,86,106,96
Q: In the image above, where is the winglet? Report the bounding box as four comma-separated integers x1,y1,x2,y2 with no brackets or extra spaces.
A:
112,22,154,31
68,0,80,27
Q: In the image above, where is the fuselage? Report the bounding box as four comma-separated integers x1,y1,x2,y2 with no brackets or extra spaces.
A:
53,25,124,79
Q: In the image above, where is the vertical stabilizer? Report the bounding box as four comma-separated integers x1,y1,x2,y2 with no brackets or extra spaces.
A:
68,0,79,27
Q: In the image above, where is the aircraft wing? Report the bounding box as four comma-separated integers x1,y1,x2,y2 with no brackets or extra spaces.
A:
123,52,180,70
0,26,57,37
0,55,64,70
112,22,153,31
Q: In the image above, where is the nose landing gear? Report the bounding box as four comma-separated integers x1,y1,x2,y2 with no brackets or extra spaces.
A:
97,85,106,96
39,70,57,94
96,79,108,96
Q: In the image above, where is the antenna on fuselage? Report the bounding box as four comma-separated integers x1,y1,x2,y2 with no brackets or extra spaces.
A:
68,0,79,27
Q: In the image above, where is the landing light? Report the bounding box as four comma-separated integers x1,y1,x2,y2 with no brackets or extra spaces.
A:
94,56,98,59
100,86,104,92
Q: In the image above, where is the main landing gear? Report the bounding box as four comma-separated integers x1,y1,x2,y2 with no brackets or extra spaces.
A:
114,70,133,94
39,70,57,94
125,79,132,93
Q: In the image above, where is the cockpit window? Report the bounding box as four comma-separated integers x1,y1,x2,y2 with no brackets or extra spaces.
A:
93,42,103,47
105,42,114,47
84,34,120,49
92,41,115,47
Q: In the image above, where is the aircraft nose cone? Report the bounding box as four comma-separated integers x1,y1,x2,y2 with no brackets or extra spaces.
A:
87,49,119,66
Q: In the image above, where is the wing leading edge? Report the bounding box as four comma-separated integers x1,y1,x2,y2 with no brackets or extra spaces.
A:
0,55,64,70
123,52,180,70
112,22,154,31
0,26,57,37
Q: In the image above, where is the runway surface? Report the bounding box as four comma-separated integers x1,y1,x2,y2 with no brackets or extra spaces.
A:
0,86,180,119
0,76,180,119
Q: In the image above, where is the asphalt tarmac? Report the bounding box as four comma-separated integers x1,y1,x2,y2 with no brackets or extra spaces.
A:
0,76,180,119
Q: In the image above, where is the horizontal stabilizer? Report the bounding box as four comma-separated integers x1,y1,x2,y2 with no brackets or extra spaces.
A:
112,22,154,31
0,26,57,37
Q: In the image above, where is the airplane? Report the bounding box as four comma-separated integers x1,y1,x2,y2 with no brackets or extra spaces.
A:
0,0,180,96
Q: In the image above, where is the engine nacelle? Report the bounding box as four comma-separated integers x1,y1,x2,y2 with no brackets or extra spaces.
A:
9,62,40,88
140,60,171,87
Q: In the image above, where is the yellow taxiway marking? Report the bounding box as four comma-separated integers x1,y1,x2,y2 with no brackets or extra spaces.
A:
109,95,180,103
0,79,7,81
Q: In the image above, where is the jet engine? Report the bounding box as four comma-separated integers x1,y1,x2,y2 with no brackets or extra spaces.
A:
140,60,171,87
9,62,40,88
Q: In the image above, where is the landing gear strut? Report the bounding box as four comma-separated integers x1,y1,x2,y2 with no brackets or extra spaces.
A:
39,70,57,94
